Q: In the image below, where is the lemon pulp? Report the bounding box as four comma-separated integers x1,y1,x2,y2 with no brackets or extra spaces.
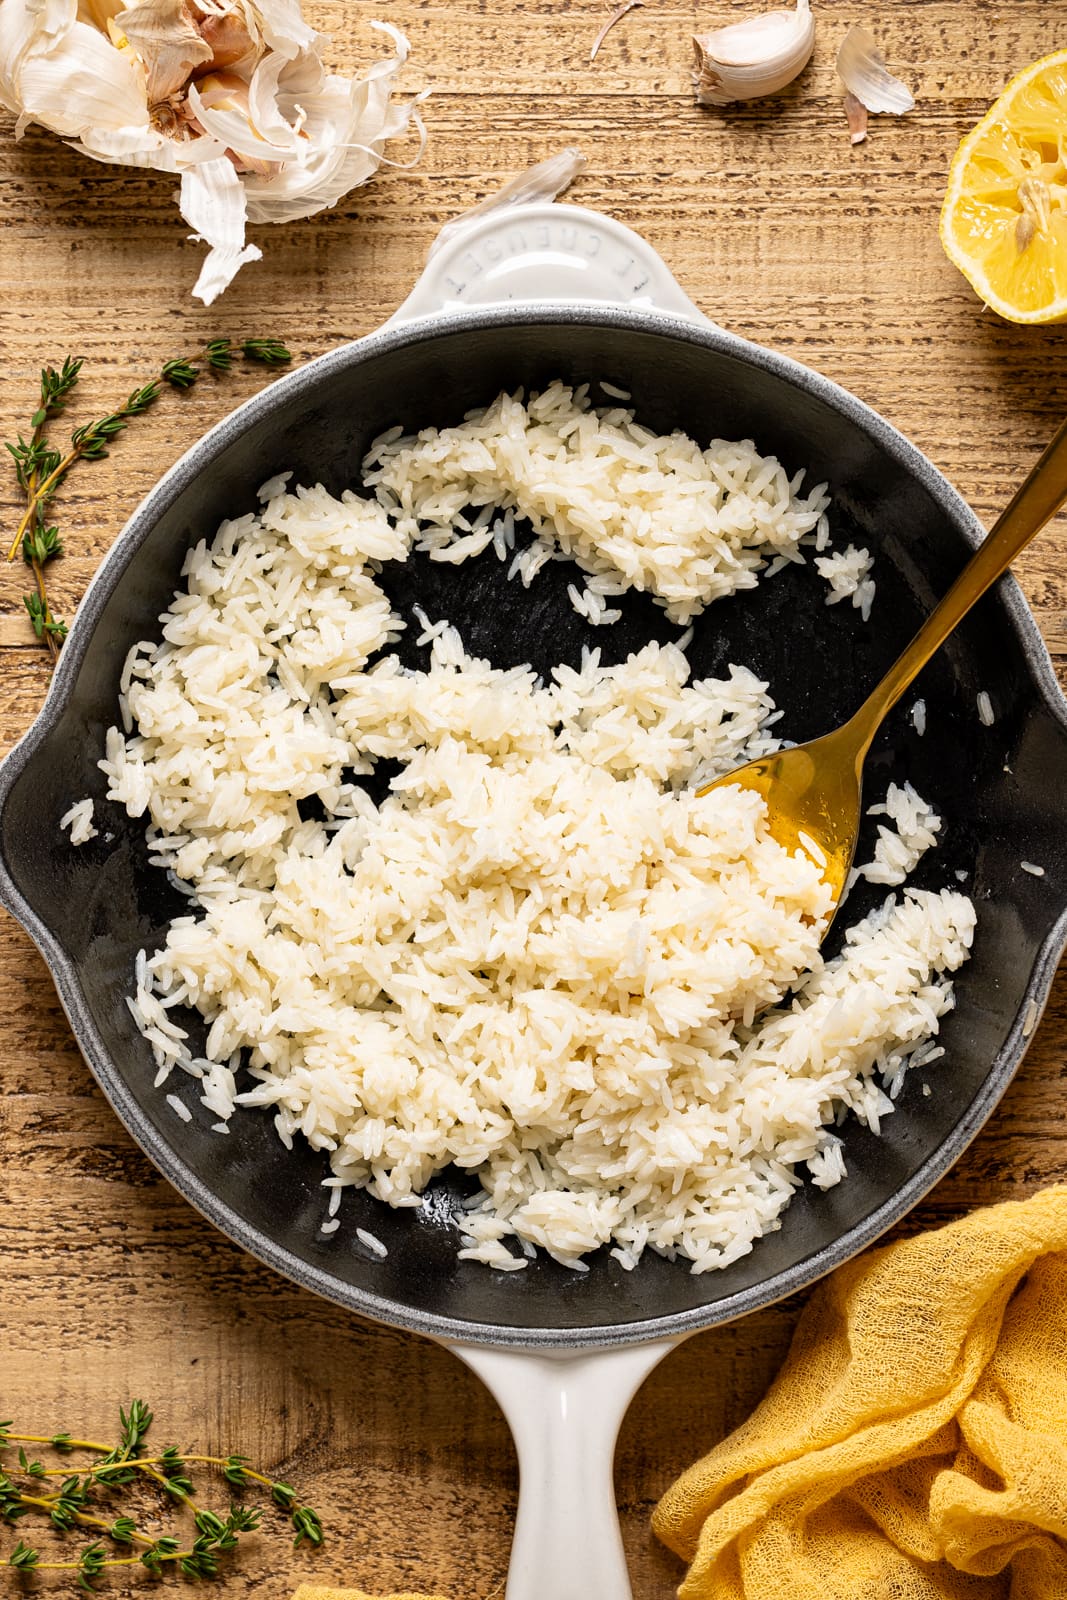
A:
941,51,1067,324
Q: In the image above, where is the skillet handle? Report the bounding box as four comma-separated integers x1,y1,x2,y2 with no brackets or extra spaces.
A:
444,1335,682,1600
388,203,710,328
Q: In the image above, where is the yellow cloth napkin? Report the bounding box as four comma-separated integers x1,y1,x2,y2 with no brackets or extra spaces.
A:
654,1185,1067,1600
293,1188,1067,1600
294,1587,448,1600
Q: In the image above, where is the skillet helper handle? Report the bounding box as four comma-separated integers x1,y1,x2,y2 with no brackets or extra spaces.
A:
388,202,710,327
446,1337,679,1600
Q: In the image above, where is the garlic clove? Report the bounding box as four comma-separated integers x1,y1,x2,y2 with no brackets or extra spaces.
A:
836,23,914,115
114,0,212,103
195,12,257,74
693,0,814,107
186,72,281,174
192,66,252,111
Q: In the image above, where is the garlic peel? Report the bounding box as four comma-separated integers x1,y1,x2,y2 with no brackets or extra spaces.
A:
429,147,587,259
230,22,427,231
0,0,424,302
181,156,262,303
844,90,868,144
231,0,319,60
13,20,150,137
693,0,813,107
837,23,914,115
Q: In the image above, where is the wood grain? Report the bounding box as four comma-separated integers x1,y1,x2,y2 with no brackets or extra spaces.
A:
2,2,1066,1594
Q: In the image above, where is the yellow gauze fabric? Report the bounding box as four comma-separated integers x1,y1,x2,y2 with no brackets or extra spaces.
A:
293,1587,449,1600
653,1185,1067,1600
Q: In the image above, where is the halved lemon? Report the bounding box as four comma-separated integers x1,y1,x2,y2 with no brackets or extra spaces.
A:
940,50,1067,324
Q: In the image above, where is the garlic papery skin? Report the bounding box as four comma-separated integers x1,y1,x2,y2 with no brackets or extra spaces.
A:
0,0,425,303
693,0,814,108
429,147,588,259
844,89,868,144
836,23,914,115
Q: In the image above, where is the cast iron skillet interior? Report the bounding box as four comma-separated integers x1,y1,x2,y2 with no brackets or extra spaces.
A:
2,309,1066,1348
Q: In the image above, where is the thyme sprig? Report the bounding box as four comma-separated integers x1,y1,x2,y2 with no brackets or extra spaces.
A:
5,339,292,655
0,1403,322,1588
4,355,82,657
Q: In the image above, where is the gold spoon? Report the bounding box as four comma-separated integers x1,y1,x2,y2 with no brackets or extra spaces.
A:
700,417,1067,921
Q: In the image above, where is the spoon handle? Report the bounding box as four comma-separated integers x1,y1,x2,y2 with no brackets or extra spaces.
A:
852,416,1067,746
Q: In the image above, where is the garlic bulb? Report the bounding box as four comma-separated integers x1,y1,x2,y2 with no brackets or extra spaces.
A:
693,0,814,108
0,0,425,303
836,24,914,115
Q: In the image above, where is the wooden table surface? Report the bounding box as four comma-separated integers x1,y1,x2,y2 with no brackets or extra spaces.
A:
2,2,1066,1595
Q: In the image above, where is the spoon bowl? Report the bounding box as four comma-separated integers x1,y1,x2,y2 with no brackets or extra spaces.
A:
704,417,1067,925
699,719,864,913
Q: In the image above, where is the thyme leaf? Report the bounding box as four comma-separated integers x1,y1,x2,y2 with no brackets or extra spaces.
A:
243,338,292,365
7,1540,38,1571
77,1541,107,1591
291,1504,324,1549
23,593,68,643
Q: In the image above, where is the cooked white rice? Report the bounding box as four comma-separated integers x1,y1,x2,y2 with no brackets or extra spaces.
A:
356,1227,389,1258
92,409,975,1275
363,383,833,624
566,580,622,627
856,781,942,887
813,544,876,621
166,1092,191,1123
60,797,97,845
508,542,553,588
977,690,995,726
